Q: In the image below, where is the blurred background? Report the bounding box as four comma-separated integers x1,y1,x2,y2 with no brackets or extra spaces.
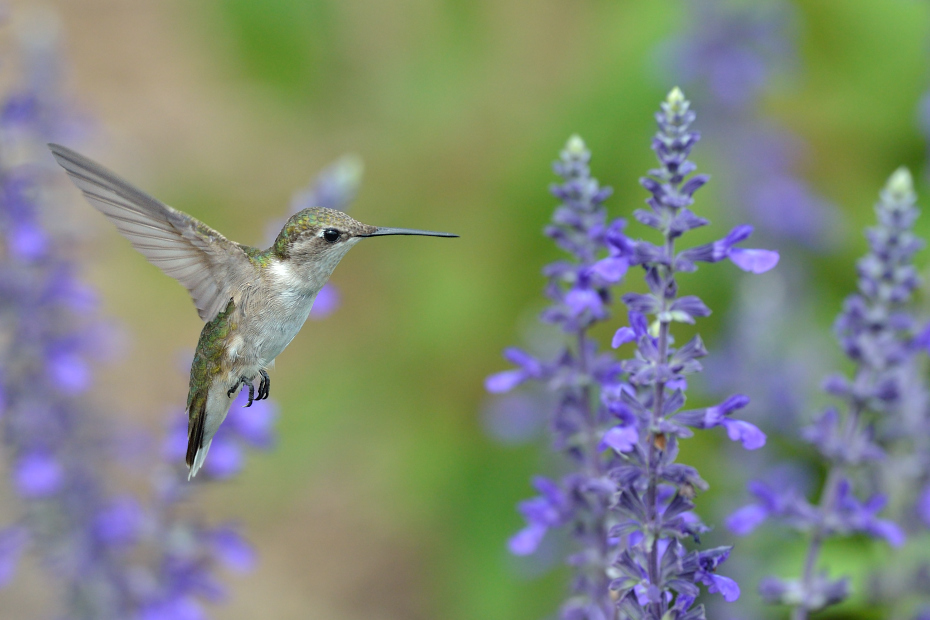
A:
1,0,929,618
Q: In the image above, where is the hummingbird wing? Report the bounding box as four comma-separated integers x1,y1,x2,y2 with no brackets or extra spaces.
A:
48,144,256,322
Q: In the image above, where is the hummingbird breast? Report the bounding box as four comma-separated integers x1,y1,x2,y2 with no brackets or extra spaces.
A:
234,259,323,370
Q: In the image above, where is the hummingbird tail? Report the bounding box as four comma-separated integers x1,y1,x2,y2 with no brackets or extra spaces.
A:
186,398,207,479
187,439,212,481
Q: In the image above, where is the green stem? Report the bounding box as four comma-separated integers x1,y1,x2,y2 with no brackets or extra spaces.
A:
646,235,675,618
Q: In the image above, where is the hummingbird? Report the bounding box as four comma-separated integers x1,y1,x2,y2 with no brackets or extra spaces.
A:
48,144,457,479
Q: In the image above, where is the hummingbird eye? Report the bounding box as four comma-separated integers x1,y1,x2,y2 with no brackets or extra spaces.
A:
322,228,341,243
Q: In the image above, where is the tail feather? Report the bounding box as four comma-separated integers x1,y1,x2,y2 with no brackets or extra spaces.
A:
186,396,207,479
188,439,212,480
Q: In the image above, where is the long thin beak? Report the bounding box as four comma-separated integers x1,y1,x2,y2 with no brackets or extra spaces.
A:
360,226,458,238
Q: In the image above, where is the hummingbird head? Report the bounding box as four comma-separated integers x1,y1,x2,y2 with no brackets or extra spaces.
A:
272,207,457,275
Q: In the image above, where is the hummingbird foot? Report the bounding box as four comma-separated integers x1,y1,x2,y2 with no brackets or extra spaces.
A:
227,376,256,407
257,369,270,401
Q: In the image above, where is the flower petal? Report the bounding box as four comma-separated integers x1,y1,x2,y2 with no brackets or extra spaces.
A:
485,370,526,393
508,523,546,556
868,519,905,547
601,425,638,453
709,574,740,602
611,327,636,348
728,248,779,273
722,419,766,450
725,504,768,535
591,257,629,283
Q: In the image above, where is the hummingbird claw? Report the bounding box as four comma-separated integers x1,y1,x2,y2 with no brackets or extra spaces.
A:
228,376,256,406
243,379,255,407
257,369,270,401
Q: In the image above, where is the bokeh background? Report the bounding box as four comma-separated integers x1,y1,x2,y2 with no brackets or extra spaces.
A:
2,0,930,618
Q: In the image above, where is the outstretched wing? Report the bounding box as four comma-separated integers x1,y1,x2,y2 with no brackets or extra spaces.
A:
48,143,256,322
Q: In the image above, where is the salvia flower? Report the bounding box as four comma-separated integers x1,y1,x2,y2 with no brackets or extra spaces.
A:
487,133,627,619
489,88,776,620
601,87,775,620
728,168,921,618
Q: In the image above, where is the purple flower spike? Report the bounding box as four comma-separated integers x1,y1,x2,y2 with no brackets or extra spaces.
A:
490,90,773,619
139,597,205,620
602,88,759,618
226,395,278,448
488,133,628,615
742,167,923,618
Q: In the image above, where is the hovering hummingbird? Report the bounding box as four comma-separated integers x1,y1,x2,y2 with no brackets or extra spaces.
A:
48,144,457,479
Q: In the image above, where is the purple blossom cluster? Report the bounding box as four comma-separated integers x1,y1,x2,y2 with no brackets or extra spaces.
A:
602,87,775,620
487,132,627,619
727,168,923,618
0,14,275,619
488,88,778,620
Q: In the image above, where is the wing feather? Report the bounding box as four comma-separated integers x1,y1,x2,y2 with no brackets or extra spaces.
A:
48,143,257,321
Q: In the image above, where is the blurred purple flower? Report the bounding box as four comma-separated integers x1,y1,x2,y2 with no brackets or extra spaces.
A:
8,222,48,260
202,437,244,479
730,168,922,617
93,496,144,546
0,527,28,587
138,597,205,620
309,283,340,318
0,10,277,618
13,452,63,497
919,485,930,527
210,527,256,573
46,348,91,394
668,0,838,250
481,392,546,445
